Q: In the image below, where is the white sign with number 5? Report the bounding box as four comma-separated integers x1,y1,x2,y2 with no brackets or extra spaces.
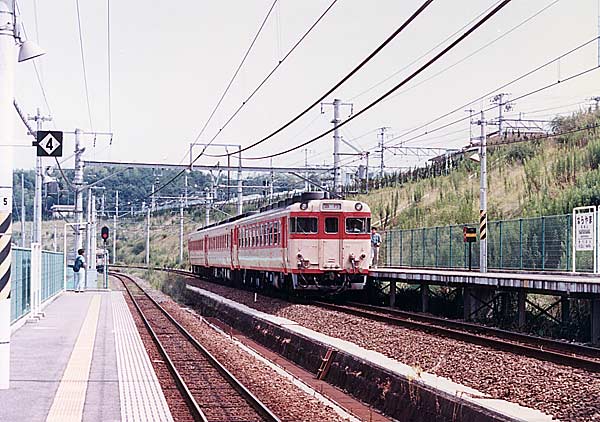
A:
0,187,11,212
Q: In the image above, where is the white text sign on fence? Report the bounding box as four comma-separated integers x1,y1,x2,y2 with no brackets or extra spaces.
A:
575,211,595,251
572,206,597,273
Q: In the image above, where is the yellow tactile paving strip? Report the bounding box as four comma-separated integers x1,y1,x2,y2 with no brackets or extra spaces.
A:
46,295,101,422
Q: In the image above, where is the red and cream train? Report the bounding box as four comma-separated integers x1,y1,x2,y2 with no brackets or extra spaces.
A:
188,192,372,292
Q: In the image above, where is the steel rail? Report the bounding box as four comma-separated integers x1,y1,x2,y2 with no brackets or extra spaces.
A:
113,271,281,422
112,272,208,422
312,301,600,373
110,265,600,372
345,301,600,359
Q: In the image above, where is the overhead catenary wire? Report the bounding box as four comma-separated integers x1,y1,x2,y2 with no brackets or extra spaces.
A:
387,63,600,149
151,0,345,199
349,0,506,101
382,36,599,149
199,0,340,160
243,0,514,161
382,0,561,106
201,0,436,161
75,0,94,131
187,0,279,160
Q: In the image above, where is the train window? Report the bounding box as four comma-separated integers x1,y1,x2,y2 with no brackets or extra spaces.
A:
346,217,369,234
268,223,273,245
325,217,339,234
291,217,318,234
274,222,279,245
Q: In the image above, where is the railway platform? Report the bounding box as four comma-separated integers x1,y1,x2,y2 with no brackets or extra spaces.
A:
0,290,172,422
372,267,600,343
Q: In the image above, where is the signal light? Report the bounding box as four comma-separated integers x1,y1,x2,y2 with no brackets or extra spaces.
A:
101,226,110,242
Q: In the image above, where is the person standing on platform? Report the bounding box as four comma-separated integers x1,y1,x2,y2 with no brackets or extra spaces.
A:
73,248,86,292
371,227,381,268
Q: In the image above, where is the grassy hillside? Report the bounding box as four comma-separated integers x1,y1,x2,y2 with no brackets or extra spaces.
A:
352,110,600,230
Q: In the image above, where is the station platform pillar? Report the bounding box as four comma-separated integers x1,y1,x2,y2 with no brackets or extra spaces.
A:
592,298,600,345
463,286,494,321
517,289,527,330
421,284,429,313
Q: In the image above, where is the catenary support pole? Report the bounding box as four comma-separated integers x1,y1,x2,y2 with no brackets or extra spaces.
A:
20,173,25,246
237,146,243,215
479,110,488,273
145,205,150,266
30,108,51,246
179,196,184,263
74,129,84,257
113,190,118,263
0,1,16,388
332,99,341,193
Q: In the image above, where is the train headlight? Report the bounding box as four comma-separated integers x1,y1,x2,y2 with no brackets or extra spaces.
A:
300,202,309,210
354,202,363,211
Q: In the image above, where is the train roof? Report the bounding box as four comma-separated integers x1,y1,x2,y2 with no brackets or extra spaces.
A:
194,192,369,233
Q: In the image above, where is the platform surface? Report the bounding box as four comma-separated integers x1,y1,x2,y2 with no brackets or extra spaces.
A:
0,291,172,422
371,267,600,294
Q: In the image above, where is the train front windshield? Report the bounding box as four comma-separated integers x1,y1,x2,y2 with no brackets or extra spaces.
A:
345,217,370,234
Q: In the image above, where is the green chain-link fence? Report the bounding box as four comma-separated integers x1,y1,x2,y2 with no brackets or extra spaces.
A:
383,214,594,272
11,248,65,323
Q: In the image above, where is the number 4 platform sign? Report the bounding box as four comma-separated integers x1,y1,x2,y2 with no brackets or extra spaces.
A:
35,131,63,157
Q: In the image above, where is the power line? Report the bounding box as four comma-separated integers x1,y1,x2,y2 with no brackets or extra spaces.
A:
383,0,561,106
202,0,436,160
389,64,600,150
384,36,598,148
199,0,339,160
75,0,94,130
189,0,279,154
152,0,422,199
348,0,505,101
243,0,514,161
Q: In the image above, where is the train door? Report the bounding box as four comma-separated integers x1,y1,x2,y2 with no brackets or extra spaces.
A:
204,235,209,267
230,228,237,269
281,216,288,272
321,214,342,269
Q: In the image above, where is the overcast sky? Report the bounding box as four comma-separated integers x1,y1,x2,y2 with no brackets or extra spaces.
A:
10,0,600,176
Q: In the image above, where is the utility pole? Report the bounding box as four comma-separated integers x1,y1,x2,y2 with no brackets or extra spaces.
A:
492,93,511,137
378,127,390,179
184,171,189,207
151,183,155,212
29,107,52,245
179,196,184,263
85,190,93,282
365,152,370,194
73,129,84,259
113,191,118,264
304,149,309,191
478,111,488,273
465,109,475,143
145,202,150,265
20,174,25,246
205,187,211,227
269,159,274,200
237,146,243,215
322,99,353,194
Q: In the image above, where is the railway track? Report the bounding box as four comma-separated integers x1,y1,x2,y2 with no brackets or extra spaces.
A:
111,265,600,373
313,301,600,373
112,272,280,422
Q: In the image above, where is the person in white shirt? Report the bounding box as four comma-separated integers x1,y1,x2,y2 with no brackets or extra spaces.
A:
371,227,382,268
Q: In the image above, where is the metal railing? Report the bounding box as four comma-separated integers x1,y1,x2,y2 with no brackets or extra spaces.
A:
383,214,594,272
11,248,65,323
